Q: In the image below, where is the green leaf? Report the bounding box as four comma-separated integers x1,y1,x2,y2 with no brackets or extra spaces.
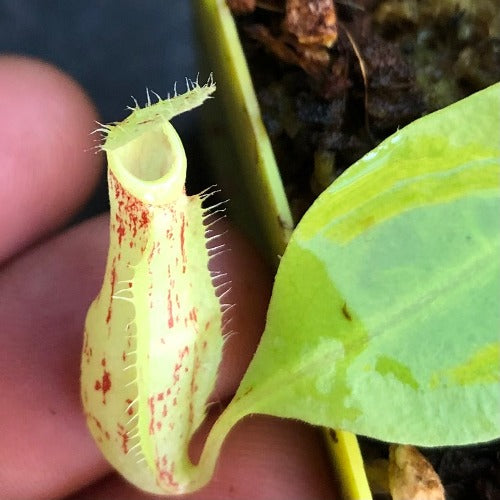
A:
228,83,500,447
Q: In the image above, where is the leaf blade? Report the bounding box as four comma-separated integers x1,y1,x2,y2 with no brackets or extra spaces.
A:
231,83,500,446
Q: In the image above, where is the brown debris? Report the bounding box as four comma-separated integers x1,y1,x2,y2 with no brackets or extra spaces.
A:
389,445,445,500
227,0,256,15
284,0,338,47
245,24,331,81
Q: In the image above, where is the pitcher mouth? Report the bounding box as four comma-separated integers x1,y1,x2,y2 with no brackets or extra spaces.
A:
112,125,177,182
99,79,215,206
105,119,187,206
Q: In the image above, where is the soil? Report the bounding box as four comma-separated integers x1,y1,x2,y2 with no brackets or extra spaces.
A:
227,1,500,499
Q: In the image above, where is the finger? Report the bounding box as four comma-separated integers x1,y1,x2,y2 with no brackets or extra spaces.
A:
69,416,338,500
0,55,103,263
0,216,110,500
0,215,272,500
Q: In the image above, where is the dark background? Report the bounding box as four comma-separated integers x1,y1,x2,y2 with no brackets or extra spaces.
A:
0,0,207,216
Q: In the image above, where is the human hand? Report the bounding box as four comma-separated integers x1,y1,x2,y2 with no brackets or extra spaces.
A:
0,56,338,500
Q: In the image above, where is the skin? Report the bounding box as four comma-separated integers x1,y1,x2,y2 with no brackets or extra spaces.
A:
0,55,338,500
